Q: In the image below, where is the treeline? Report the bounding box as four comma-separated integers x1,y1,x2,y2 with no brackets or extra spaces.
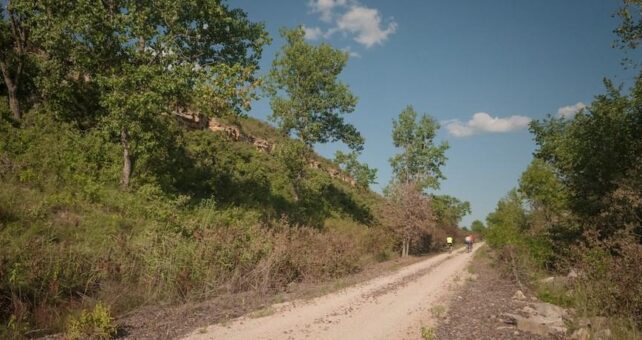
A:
484,2,642,335
0,1,468,337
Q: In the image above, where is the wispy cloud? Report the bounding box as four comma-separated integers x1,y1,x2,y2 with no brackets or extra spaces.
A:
306,1,397,48
303,25,324,40
309,0,348,22
557,102,586,118
445,112,532,137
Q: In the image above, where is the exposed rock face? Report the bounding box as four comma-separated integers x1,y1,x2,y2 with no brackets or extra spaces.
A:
252,138,272,153
176,113,356,187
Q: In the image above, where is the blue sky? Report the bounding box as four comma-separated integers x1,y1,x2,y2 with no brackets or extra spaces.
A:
231,0,639,227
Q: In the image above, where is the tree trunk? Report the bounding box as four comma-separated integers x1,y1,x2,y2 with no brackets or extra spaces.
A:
7,86,20,121
120,127,132,189
0,61,21,121
401,238,410,257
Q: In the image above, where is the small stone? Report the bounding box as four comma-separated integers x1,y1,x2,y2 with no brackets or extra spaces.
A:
512,290,526,300
540,276,556,283
568,269,579,278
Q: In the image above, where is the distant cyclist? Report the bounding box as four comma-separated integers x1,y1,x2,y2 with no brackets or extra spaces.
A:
464,235,473,253
446,236,453,253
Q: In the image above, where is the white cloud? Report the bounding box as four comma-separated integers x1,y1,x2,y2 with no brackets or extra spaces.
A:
306,1,397,48
557,102,586,118
445,112,532,137
303,26,324,40
309,0,348,22
336,5,397,48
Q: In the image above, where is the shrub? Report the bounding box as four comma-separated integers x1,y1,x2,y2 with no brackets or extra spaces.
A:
573,232,642,327
65,302,116,340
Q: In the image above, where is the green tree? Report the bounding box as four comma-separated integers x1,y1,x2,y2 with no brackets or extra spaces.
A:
334,150,377,188
268,27,364,151
470,220,485,234
0,1,33,121
485,189,528,248
615,0,642,50
20,0,269,187
431,195,471,227
389,105,449,190
530,79,642,226
275,139,311,202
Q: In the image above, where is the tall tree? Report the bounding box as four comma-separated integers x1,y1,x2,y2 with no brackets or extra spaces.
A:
0,1,31,121
23,0,268,188
268,27,364,151
389,105,449,191
432,195,471,227
471,220,485,234
530,78,642,238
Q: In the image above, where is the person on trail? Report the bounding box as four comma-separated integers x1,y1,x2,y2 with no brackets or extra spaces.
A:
464,235,473,253
446,236,453,253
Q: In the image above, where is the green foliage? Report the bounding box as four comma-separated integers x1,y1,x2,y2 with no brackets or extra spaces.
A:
420,326,437,340
530,78,642,223
0,112,388,335
431,195,471,227
65,303,116,340
518,159,567,214
487,73,642,331
334,150,378,188
268,27,363,151
470,220,485,234
615,0,642,50
3,0,269,187
389,105,449,190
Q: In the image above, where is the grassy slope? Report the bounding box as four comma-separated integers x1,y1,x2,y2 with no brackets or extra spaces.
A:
0,112,392,337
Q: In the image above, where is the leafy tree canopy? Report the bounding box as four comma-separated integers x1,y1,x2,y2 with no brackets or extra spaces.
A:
269,27,363,151
431,194,471,227
334,150,377,188
389,105,448,190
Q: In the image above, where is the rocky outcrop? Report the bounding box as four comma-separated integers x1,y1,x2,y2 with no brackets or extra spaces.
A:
176,112,355,187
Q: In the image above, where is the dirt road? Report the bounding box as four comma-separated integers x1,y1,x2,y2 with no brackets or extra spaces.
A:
183,245,481,340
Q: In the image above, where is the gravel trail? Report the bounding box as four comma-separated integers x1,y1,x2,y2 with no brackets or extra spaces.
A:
183,244,481,340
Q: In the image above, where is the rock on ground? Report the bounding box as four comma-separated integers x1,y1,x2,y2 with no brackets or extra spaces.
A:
435,247,565,340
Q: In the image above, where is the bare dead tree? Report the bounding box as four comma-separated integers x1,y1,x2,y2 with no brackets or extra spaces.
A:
381,181,435,257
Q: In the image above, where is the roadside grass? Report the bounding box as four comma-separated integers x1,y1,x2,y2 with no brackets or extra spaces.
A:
420,325,437,340
430,305,446,319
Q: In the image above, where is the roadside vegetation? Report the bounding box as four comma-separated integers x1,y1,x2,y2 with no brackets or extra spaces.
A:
0,1,469,337
483,2,642,336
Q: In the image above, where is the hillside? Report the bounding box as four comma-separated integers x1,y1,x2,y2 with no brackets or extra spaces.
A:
0,2,473,338
0,110,401,337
